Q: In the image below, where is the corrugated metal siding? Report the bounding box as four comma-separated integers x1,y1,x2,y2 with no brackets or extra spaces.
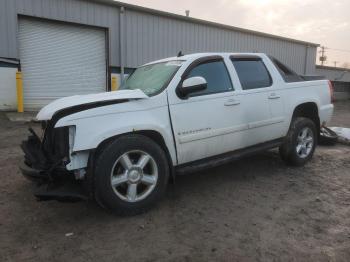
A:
0,0,17,58
0,0,317,74
306,46,317,74
124,9,311,74
0,0,120,65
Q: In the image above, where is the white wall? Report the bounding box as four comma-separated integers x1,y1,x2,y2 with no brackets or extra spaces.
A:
0,67,17,110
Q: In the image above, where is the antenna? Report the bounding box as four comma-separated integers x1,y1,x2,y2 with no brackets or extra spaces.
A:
177,51,184,57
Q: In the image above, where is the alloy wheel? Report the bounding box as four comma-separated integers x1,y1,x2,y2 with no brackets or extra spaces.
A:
110,150,158,202
296,127,314,158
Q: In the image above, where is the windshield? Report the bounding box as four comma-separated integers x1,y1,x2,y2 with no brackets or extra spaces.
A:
120,61,183,96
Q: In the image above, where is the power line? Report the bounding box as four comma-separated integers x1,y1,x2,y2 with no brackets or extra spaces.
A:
321,46,350,53
317,46,350,66
326,48,350,53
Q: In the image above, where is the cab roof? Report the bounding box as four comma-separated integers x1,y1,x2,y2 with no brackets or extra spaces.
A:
144,52,266,66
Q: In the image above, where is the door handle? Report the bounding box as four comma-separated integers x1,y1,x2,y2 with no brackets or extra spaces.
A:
224,99,240,106
268,93,281,99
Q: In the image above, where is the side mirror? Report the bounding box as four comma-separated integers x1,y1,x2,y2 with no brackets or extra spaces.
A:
177,76,207,98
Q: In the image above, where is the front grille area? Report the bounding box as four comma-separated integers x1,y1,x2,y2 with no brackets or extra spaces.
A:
42,122,69,164
22,122,69,171
53,127,70,159
22,131,47,170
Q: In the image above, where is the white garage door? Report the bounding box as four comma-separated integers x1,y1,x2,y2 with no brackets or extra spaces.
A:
18,18,107,110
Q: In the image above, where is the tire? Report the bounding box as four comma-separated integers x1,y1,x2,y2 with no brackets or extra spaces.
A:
319,127,338,146
279,117,317,166
94,134,169,216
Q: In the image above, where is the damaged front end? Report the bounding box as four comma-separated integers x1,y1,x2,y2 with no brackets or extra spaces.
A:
20,121,88,202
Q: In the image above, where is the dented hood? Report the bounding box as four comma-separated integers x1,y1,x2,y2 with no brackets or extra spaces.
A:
36,89,148,121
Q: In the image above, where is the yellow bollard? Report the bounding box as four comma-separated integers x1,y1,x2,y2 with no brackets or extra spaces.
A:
111,75,119,91
16,70,24,113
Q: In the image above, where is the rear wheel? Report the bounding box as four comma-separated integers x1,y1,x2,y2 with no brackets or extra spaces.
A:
94,135,169,215
279,117,317,166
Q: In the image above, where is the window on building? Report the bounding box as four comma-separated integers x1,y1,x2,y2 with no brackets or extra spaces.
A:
185,60,233,96
231,58,272,90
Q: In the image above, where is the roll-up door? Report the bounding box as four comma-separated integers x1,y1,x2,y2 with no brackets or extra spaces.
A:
18,18,107,110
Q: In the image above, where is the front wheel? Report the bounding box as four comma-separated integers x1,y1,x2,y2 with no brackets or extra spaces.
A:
279,117,317,166
94,135,169,215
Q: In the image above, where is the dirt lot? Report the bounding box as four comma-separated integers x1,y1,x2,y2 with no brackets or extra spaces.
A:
1,102,350,262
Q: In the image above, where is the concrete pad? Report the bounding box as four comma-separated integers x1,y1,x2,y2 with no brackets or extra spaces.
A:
6,112,37,122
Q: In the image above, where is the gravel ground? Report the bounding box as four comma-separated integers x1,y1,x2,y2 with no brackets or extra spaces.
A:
0,102,349,262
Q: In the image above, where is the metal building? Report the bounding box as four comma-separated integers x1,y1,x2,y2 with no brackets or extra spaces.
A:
0,0,320,110
315,65,350,100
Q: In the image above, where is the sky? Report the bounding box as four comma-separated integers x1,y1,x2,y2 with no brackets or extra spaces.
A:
117,0,350,68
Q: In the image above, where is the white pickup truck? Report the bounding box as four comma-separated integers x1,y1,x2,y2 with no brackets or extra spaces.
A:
21,53,334,215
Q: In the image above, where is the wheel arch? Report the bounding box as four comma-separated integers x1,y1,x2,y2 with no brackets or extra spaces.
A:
291,102,320,134
90,130,176,181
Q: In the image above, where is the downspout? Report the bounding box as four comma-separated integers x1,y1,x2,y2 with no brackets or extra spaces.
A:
304,45,309,75
119,6,125,83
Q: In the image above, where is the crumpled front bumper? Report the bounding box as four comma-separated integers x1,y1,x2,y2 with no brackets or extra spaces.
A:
19,161,47,182
20,160,88,202
20,128,88,202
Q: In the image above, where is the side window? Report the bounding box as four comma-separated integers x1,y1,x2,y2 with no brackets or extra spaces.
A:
269,56,303,82
231,59,272,90
185,60,233,96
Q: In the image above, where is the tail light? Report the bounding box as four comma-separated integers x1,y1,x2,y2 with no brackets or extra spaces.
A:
328,80,334,103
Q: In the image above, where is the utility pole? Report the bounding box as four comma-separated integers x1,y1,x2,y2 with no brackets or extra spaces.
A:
319,46,327,65
334,61,337,67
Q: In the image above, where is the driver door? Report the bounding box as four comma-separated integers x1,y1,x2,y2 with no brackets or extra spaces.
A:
169,57,248,164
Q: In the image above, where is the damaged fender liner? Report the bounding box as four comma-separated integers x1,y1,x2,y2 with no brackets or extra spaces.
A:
21,99,130,202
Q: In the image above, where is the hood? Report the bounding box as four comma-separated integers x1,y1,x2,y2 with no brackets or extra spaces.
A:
36,89,148,121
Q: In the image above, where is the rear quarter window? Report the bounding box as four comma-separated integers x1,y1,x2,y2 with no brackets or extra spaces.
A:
269,56,303,82
231,58,272,90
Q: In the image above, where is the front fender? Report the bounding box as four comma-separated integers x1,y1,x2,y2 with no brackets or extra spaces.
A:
55,103,177,165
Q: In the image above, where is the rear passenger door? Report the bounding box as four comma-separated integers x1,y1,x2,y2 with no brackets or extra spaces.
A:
230,56,285,146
